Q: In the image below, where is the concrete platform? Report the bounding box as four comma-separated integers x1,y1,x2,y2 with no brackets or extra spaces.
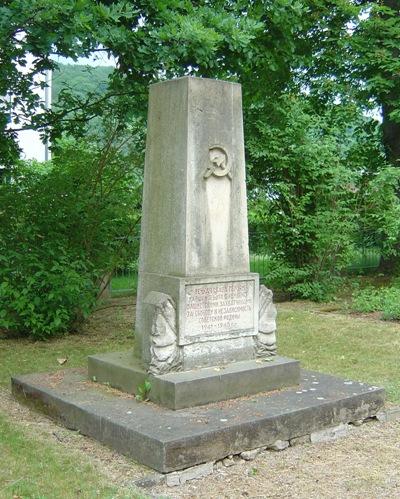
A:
12,369,384,473
87,351,300,409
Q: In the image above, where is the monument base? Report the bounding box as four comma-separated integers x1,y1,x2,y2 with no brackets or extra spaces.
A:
87,351,300,410
11,369,384,473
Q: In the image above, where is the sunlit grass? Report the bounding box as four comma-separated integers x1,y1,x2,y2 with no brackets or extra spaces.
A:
278,302,400,403
111,274,137,296
0,414,143,498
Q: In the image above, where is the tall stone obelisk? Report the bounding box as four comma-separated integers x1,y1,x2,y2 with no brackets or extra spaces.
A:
89,76,299,409
135,77,260,371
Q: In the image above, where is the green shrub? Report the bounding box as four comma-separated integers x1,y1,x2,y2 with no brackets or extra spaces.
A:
247,96,359,301
352,286,400,320
0,249,96,339
0,134,142,339
247,96,400,301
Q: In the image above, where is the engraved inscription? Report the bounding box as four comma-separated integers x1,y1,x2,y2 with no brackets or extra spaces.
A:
184,281,254,339
204,146,232,180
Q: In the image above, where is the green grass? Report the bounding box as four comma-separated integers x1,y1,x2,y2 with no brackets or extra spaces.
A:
0,331,133,389
0,414,137,499
111,274,137,296
0,301,143,498
278,302,400,403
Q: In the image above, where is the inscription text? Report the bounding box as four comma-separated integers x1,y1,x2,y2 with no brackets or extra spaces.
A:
184,280,254,338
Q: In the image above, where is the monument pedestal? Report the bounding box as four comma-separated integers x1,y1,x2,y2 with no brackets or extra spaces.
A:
88,351,300,410
12,369,385,473
137,272,259,370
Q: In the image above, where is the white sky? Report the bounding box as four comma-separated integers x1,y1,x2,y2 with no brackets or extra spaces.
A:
53,52,116,67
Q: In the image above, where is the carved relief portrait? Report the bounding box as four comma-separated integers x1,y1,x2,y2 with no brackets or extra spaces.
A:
145,292,182,375
255,285,277,358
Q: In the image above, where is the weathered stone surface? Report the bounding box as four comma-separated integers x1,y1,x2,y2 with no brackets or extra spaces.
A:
289,435,311,446
134,473,165,488
135,77,257,371
310,424,349,443
255,286,277,357
376,406,400,423
144,292,182,375
88,351,300,410
165,462,214,486
12,369,384,473
137,77,250,283
240,448,262,461
222,456,235,467
268,440,289,451
87,351,148,395
137,272,260,371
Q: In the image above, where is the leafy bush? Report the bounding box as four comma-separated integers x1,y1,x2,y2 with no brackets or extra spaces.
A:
0,133,142,339
247,96,359,300
247,96,400,301
0,248,97,339
352,286,400,321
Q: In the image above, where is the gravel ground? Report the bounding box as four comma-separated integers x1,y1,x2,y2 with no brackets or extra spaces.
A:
1,387,399,498
153,418,400,498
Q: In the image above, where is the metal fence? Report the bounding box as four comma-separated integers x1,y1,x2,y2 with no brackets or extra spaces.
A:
110,267,138,296
346,248,381,273
109,234,381,297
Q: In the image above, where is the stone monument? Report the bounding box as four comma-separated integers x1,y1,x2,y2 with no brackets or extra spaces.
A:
87,76,300,408
12,77,384,476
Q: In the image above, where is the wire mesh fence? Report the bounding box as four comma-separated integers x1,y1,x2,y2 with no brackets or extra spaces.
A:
109,232,381,297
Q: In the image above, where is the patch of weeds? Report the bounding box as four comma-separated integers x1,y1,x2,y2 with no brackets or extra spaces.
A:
135,380,151,402
352,285,400,320
248,467,258,476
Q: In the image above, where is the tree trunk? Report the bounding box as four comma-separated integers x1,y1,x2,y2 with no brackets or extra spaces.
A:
382,102,400,168
377,0,400,273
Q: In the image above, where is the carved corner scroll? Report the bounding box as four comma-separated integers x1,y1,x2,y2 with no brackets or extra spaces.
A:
144,291,182,375
204,146,232,180
255,285,277,357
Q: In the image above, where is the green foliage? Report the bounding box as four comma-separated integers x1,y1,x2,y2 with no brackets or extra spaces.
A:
247,96,358,300
135,380,151,402
352,285,400,320
52,64,113,104
247,95,400,299
1,0,400,312
0,132,142,339
357,165,400,256
0,0,266,168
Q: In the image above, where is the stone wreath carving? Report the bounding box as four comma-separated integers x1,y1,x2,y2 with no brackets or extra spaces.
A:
146,292,182,375
255,285,277,357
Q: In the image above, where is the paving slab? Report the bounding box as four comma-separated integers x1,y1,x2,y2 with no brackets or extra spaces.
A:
11,369,384,473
